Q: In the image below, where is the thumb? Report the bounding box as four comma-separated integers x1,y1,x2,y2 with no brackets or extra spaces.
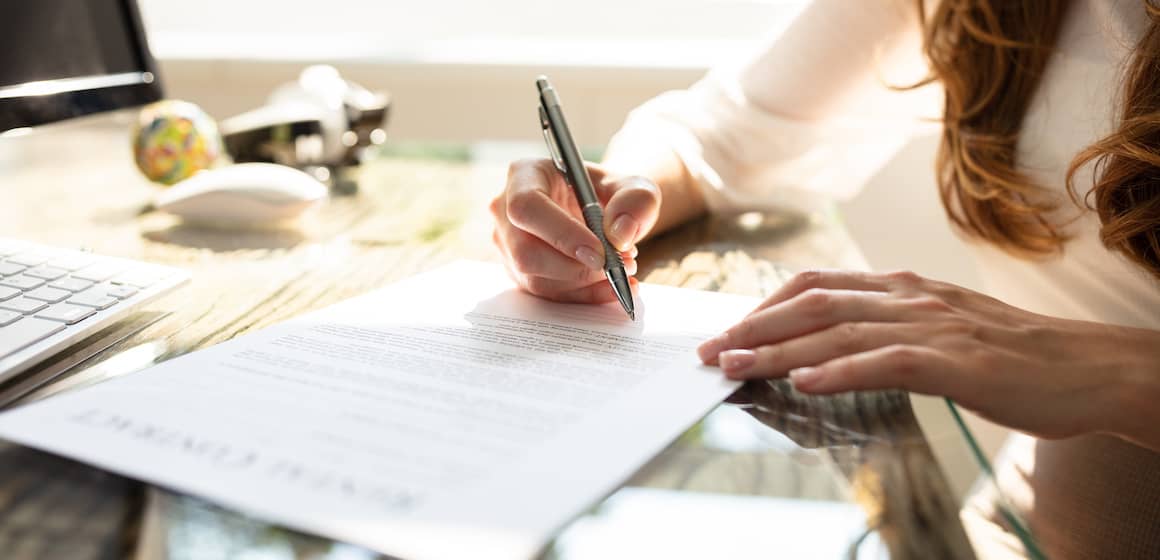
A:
599,176,661,251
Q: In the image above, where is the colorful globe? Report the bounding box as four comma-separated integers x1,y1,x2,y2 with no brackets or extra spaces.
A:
132,100,222,186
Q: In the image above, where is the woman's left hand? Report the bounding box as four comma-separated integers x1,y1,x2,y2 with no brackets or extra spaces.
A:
696,269,1159,445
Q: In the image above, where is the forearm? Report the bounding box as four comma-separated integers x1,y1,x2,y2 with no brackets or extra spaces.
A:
599,137,707,240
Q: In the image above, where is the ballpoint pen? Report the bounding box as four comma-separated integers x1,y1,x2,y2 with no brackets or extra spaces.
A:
536,76,636,321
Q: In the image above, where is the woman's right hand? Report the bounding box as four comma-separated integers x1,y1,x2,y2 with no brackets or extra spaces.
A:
489,158,661,303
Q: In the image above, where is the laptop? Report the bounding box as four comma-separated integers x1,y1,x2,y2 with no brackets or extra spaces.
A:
0,0,189,391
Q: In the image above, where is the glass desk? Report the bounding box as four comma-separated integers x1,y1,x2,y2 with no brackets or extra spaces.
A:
0,121,1038,559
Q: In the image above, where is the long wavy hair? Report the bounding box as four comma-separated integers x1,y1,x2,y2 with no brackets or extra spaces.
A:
914,0,1160,279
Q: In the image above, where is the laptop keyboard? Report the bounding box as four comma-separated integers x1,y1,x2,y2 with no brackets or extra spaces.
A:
0,239,188,379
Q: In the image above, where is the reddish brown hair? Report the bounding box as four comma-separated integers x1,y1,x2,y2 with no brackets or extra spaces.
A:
915,0,1160,278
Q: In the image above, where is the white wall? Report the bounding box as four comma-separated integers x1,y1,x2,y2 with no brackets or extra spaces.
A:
157,59,704,147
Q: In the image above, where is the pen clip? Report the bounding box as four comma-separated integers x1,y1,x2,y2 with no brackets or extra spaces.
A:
539,106,567,174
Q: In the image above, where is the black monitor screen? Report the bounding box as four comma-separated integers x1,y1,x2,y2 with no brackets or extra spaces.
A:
0,1,143,86
0,0,162,131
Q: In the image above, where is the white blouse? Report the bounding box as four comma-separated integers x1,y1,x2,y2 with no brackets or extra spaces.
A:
611,0,1160,329
609,0,1160,556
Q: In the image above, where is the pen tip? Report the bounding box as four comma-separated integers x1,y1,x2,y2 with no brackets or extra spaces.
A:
628,310,636,321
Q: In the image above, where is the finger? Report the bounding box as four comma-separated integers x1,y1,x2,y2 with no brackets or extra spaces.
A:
697,289,903,364
498,232,636,288
502,250,614,303
501,227,611,283
750,270,892,316
619,249,638,275
599,177,661,251
788,344,957,396
505,225,637,277
717,322,919,380
505,161,605,271
526,276,620,304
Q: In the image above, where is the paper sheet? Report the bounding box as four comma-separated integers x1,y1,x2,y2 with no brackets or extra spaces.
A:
0,261,757,560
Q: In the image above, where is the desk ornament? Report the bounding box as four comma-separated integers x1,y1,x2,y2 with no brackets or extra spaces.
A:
218,65,391,195
131,99,223,186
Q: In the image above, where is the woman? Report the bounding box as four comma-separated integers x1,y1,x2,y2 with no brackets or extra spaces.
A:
489,1,1160,557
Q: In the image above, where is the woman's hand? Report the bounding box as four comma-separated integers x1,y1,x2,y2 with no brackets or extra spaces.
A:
697,269,1160,446
489,158,660,303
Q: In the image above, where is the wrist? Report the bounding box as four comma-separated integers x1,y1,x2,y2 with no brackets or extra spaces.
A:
600,149,705,239
1107,328,1160,451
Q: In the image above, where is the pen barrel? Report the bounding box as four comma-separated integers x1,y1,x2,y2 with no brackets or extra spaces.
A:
581,203,623,270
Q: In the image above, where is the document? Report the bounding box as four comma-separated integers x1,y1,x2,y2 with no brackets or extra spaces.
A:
0,261,756,560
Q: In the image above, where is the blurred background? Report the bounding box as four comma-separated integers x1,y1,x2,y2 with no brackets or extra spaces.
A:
139,0,807,144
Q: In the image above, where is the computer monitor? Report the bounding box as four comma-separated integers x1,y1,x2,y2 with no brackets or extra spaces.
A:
0,0,163,132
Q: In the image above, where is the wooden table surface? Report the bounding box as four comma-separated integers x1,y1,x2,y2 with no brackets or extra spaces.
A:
0,117,978,559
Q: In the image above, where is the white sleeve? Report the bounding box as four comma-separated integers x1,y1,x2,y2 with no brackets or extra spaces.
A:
607,0,941,214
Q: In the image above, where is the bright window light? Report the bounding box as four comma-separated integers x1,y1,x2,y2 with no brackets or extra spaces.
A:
139,0,809,68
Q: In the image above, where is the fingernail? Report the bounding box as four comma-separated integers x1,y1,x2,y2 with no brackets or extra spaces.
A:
575,246,603,270
630,245,639,258
697,333,729,363
719,349,756,376
789,367,822,390
609,215,638,251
